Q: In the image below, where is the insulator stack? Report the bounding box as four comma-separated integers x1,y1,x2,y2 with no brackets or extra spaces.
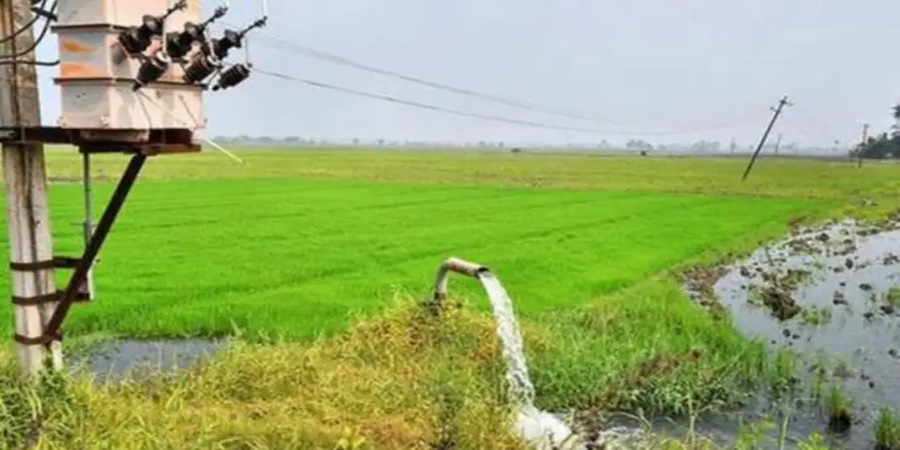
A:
212,64,251,91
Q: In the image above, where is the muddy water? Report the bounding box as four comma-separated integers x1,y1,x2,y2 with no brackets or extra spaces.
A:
705,219,900,448
77,339,222,383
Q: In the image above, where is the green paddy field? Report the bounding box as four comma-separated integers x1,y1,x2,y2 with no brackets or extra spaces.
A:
0,147,896,449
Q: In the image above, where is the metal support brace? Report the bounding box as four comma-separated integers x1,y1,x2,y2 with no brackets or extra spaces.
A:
39,153,148,344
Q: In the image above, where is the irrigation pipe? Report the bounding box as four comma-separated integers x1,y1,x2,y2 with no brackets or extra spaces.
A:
431,257,490,312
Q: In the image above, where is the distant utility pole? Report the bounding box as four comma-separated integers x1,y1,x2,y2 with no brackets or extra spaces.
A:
857,123,869,168
774,133,783,156
742,95,792,181
0,0,63,373
729,138,736,155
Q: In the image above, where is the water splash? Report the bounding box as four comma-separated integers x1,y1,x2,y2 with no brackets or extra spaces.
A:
477,272,584,449
476,272,644,448
478,273,537,406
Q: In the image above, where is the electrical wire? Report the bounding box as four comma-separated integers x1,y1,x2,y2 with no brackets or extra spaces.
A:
0,0,55,61
0,0,46,46
789,108,843,144
255,68,625,135
255,67,759,138
231,26,765,136
251,32,628,126
135,90,245,164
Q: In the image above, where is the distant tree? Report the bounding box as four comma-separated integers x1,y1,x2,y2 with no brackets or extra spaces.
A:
855,104,900,160
893,104,900,137
856,133,899,159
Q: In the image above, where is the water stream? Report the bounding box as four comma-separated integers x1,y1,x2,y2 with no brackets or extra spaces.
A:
477,272,641,449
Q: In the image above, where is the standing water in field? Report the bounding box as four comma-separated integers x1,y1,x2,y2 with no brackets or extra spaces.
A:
683,217,900,448
477,272,641,449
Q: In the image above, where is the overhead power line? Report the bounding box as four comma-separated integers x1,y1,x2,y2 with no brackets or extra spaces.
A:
250,31,630,126
255,68,627,135
256,67,765,137
234,27,766,136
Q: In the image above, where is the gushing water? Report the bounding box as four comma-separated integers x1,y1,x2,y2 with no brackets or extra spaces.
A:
478,272,584,449
476,272,642,449
478,273,537,406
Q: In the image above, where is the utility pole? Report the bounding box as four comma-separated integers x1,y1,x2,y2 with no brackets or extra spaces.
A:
0,0,262,377
773,133,783,156
742,95,792,181
0,0,63,373
857,123,869,168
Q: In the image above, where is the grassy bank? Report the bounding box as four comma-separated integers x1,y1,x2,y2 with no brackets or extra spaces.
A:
0,148,897,448
0,306,524,449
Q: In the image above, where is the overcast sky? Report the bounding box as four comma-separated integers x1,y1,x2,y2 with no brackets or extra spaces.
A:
32,0,900,146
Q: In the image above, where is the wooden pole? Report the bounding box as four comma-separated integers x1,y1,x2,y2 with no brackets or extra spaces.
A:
0,0,62,374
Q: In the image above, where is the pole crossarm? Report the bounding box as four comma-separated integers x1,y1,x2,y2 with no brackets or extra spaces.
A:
0,126,200,154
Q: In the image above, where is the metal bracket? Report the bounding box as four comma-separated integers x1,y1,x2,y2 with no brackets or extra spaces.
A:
41,153,149,344
11,291,90,306
2,128,195,347
9,256,81,271
10,256,93,301
0,126,201,155
14,332,62,346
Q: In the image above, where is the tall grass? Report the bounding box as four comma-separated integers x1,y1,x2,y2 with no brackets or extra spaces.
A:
0,297,831,449
0,302,528,449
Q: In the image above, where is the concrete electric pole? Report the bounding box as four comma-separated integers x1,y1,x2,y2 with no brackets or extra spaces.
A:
858,123,869,168
0,0,63,374
742,95,792,181
0,0,265,375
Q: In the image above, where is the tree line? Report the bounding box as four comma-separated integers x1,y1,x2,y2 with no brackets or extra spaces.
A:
853,105,900,159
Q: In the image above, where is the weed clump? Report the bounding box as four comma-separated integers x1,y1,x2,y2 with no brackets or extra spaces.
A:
876,408,900,450
799,306,832,326
825,386,852,433
886,288,900,307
